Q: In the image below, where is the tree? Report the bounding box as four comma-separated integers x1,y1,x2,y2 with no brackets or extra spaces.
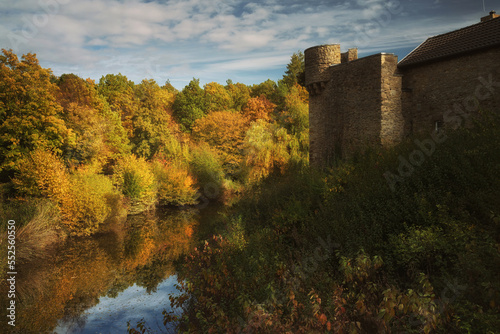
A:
204,82,232,113
131,79,180,159
242,96,276,122
191,111,249,176
243,120,292,182
226,81,251,111
56,73,130,165
172,78,207,132
97,73,138,136
282,51,305,88
0,49,69,175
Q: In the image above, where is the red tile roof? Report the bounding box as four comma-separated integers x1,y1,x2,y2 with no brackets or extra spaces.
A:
398,16,500,68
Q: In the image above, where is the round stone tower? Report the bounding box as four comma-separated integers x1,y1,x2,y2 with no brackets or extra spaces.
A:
304,44,341,87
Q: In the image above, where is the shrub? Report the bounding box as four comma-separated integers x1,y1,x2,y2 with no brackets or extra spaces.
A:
12,149,71,200
189,144,225,200
12,149,123,236
62,169,121,236
152,158,198,206
113,155,156,214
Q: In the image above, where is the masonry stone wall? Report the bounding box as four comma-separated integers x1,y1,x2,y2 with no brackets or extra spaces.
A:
307,49,404,166
401,47,500,135
307,43,500,168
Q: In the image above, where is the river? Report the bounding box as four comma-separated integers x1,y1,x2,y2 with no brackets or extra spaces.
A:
4,204,223,334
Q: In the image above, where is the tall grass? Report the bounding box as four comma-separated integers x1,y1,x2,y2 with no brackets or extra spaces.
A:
0,200,59,272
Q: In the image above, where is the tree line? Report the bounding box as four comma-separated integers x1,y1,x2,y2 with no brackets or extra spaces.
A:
0,48,307,236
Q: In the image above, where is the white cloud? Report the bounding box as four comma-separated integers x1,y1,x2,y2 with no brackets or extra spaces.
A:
0,0,489,89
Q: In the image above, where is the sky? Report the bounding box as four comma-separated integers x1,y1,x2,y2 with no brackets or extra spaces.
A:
1,0,499,90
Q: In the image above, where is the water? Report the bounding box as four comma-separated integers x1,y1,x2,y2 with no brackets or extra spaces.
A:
54,276,179,333
4,206,216,334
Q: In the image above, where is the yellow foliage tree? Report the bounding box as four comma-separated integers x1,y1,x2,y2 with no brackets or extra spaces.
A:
152,158,198,206
243,120,292,183
204,82,233,112
0,50,69,173
191,111,249,175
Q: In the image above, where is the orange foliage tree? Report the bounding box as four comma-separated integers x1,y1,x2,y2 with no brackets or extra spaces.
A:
242,95,276,122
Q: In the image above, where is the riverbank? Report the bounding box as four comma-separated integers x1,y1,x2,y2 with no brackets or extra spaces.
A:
0,206,207,333
156,114,500,333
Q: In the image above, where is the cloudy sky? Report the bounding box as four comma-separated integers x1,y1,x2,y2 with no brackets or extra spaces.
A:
1,0,499,89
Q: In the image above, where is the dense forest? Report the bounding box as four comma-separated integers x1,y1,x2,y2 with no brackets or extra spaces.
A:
1,48,500,333
0,48,308,234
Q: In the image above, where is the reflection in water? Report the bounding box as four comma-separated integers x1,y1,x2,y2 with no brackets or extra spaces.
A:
1,208,198,334
55,276,179,334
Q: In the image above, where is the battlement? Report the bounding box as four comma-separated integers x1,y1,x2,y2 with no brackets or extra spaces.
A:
305,45,359,96
306,14,500,168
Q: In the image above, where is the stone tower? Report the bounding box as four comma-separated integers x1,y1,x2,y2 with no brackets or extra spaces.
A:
305,45,342,166
306,44,403,167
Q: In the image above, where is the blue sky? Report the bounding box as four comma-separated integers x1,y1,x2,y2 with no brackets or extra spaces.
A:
1,0,499,89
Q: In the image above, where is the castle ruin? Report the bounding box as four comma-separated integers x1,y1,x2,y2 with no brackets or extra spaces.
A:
306,11,500,167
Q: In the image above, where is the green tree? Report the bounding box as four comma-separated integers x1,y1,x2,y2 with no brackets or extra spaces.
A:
226,81,251,111
282,51,305,88
97,73,138,136
172,78,207,132
131,79,180,159
0,49,69,176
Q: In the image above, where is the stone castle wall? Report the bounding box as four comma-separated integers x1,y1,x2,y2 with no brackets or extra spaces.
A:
307,43,500,167
401,46,500,135
306,47,404,166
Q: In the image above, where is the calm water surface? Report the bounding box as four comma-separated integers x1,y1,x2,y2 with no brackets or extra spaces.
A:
4,205,222,334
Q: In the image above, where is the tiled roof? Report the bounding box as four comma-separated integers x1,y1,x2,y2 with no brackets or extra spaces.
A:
398,16,500,68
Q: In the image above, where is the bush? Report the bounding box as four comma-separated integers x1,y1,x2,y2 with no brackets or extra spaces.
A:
12,149,71,200
62,169,121,236
189,144,225,200
152,158,198,206
113,155,156,214
12,149,123,236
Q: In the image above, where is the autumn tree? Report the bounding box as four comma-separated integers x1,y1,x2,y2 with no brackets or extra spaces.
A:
242,95,276,122
56,73,130,166
0,49,69,176
243,120,292,182
191,111,249,176
204,82,232,113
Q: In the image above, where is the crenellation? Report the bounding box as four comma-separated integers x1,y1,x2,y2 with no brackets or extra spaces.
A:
307,15,500,167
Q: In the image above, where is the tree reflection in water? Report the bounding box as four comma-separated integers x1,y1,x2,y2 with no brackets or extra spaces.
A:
0,208,198,334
